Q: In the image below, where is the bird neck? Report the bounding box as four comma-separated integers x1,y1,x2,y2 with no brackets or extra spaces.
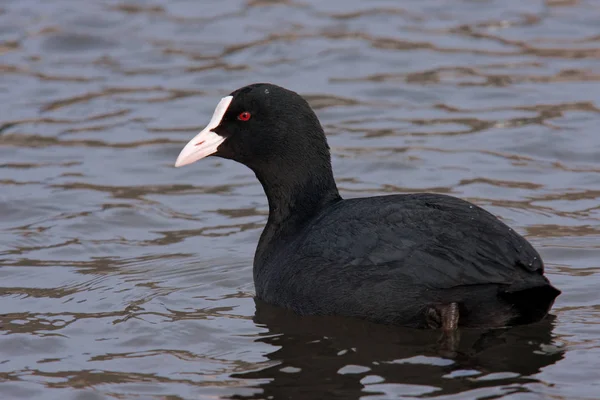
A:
252,154,341,264
259,159,341,226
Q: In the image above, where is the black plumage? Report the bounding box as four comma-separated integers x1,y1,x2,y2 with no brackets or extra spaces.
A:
175,83,560,329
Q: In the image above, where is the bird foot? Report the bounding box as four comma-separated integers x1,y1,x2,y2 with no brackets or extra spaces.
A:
426,302,461,356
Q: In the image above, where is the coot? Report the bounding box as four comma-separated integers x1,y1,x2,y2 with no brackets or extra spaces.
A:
174,83,560,330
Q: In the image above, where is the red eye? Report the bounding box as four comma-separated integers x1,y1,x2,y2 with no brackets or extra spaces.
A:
238,112,251,121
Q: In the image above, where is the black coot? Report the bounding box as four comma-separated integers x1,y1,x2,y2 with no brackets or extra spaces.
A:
174,83,560,330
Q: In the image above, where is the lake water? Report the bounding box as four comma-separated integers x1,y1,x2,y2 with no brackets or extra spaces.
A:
1,0,599,399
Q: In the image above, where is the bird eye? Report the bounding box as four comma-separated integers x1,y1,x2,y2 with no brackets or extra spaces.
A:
238,112,251,121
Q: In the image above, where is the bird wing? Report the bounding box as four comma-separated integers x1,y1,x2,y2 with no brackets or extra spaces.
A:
294,193,544,291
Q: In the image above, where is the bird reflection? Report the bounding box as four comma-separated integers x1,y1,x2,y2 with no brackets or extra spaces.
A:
231,299,563,400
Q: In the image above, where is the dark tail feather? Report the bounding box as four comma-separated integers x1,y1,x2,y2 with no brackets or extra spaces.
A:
501,284,561,325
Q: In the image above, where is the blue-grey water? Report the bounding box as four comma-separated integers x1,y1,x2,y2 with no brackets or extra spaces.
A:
1,0,599,399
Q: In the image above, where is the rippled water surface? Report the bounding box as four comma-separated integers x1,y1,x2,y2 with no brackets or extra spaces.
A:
1,0,600,399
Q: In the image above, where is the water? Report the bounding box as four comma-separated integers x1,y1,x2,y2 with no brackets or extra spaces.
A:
1,0,599,398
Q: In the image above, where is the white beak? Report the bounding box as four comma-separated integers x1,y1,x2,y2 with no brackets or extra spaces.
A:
174,95,234,167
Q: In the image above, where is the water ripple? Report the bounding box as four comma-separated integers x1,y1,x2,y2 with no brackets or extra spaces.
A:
1,0,599,399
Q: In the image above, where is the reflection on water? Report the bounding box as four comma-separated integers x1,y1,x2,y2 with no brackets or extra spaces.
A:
233,300,564,400
1,0,600,399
